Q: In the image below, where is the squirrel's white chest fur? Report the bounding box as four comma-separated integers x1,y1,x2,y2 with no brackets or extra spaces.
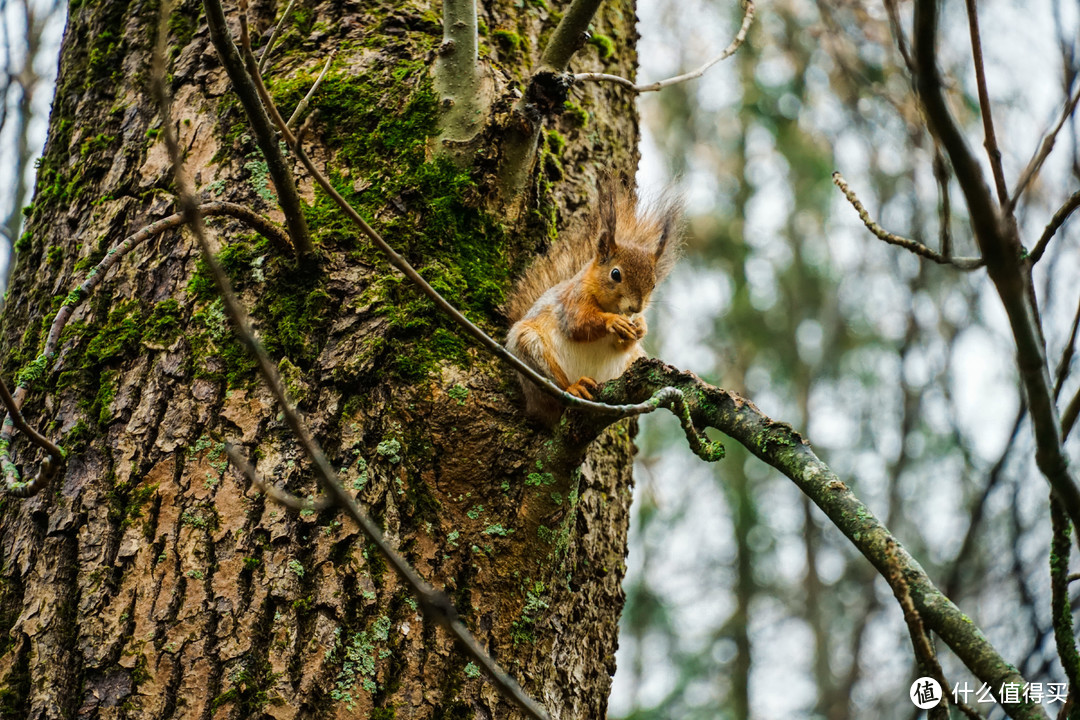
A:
556,332,637,385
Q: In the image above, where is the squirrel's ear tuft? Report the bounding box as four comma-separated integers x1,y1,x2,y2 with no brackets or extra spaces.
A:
655,203,679,260
597,179,618,262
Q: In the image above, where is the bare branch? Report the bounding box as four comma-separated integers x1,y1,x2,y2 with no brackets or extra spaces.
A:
225,444,332,511
964,0,1008,205
883,0,915,74
0,375,63,497
1029,188,1080,264
256,0,296,74
574,0,755,94
201,0,313,258
832,172,984,270
286,53,334,130
1009,81,1080,213
886,540,979,720
0,377,62,463
1062,386,1080,442
933,148,953,259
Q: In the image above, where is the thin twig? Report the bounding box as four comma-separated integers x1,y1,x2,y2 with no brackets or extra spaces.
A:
1062,385,1080,441
257,0,296,74
933,147,953,259
1054,292,1080,401
155,5,553,718
0,374,63,497
226,444,332,511
1030,188,1080,264
286,53,334,130
883,0,916,75
964,0,1008,205
832,172,984,270
574,0,755,93
0,377,62,461
1009,80,1080,213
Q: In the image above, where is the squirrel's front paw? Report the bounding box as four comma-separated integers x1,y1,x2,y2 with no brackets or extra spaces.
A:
566,377,599,400
606,315,639,342
632,315,647,339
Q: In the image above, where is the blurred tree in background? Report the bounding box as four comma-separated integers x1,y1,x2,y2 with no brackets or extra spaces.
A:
0,0,64,281
613,1,1080,718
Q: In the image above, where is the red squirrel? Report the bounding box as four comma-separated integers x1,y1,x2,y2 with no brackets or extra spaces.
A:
506,182,681,423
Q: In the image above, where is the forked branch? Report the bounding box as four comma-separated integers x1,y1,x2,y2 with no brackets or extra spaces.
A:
201,0,312,258
574,0,755,94
913,0,1080,552
831,172,983,270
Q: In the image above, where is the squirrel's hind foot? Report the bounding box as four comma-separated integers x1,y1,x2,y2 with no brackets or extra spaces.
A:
566,377,599,400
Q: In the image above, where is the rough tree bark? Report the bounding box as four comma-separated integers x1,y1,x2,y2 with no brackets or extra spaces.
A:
0,0,643,718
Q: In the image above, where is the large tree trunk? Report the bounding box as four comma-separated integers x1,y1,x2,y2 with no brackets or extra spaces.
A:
0,0,642,718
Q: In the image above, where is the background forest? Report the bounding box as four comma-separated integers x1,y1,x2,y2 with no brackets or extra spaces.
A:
3,0,1079,718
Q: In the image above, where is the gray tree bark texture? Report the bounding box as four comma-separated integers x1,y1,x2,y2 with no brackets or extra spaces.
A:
0,0,643,717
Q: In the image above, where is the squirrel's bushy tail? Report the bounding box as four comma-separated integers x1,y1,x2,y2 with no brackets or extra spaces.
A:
506,184,683,324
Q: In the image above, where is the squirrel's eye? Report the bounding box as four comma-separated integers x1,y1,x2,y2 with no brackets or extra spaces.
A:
610,268,622,283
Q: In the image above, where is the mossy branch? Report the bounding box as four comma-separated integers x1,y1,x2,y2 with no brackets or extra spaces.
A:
201,0,313,259
586,359,1048,720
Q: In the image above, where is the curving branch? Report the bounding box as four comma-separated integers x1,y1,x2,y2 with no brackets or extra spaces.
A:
832,172,984,270
0,375,63,497
201,0,313,258
601,359,1048,720
0,201,290,496
574,0,755,94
